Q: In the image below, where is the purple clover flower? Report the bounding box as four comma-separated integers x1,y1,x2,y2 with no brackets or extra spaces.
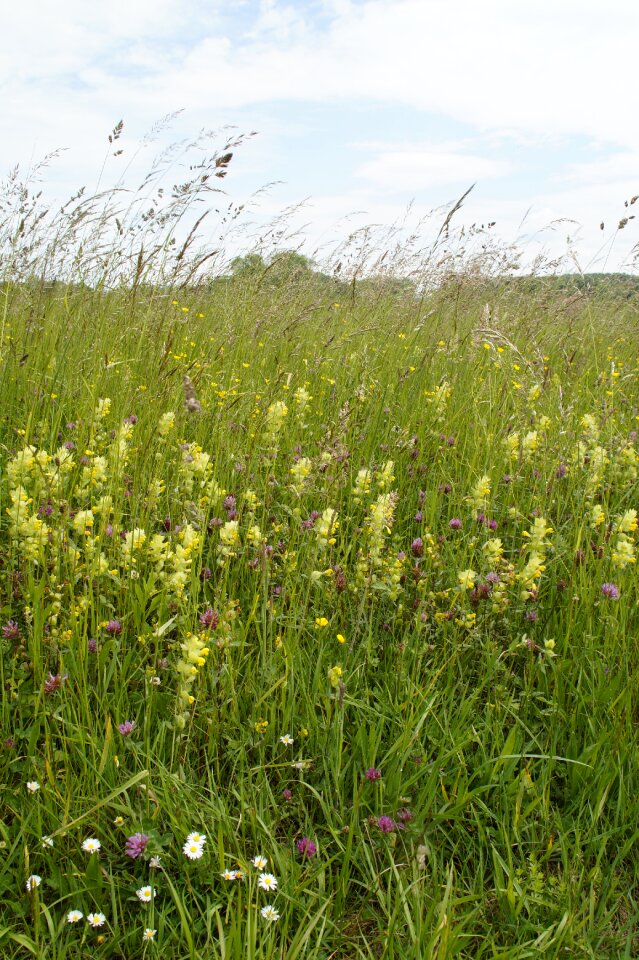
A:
199,607,219,630
118,720,136,737
44,673,68,695
449,518,462,530
2,620,20,640
125,833,149,859
296,837,317,858
602,582,620,599
377,816,396,833
365,767,382,781
105,619,122,635
411,538,423,558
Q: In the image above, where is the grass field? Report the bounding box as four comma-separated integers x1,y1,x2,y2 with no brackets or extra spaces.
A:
1,152,639,959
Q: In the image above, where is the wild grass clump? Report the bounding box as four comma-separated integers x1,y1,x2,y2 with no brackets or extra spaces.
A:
1,132,639,959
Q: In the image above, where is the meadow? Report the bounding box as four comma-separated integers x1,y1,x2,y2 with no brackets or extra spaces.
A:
1,147,639,959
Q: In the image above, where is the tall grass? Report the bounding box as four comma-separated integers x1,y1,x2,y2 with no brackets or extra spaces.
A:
0,134,638,959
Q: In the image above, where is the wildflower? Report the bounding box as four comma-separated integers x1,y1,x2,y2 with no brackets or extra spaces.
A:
448,518,462,530
82,838,101,854
612,535,636,569
337,633,346,644
396,807,413,823
67,910,83,923
467,474,491,511
26,875,41,892
279,734,294,746
328,665,343,688
282,788,293,801
199,607,219,630
88,637,98,653
42,836,54,848
113,816,125,826
296,837,317,858
258,873,278,891
149,857,162,869
118,720,136,736
105,619,122,635
602,582,620,599
136,885,155,902
261,904,281,922
26,781,40,793
87,912,106,927
125,833,149,858
186,831,206,845
377,816,396,833
157,411,176,437
2,620,20,640
183,838,205,860
143,928,157,941
457,569,477,590
617,509,638,534
315,617,329,629
252,855,268,869
44,672,68,695
365,767,382,781
221,869,238,880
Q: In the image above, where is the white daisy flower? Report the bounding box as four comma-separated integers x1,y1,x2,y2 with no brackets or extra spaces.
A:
87,912,106,927
185,832,206,845
26,781,40,793
26,875,41,892
136,885,155,902
183,839,205,860
252,855,268,870
67,910,83,923
261,904,281,921
279,733,294,746
258,872,278,892
143,928,157,941
82,838,101,854
221,869,238,880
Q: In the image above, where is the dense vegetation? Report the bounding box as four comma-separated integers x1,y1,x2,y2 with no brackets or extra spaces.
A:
1,144,639,959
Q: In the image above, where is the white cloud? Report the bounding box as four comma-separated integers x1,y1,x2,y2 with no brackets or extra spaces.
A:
355,144,512,192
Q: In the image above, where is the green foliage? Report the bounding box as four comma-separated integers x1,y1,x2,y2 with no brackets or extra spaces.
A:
1,173,639,958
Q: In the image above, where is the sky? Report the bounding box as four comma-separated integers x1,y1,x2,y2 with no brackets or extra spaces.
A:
3,0,639,275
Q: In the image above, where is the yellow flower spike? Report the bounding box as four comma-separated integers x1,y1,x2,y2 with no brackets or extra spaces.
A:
328,665,343,688
457,569,477,590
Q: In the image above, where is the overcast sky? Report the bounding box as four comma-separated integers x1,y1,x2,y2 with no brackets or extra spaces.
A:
3,0,639,273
